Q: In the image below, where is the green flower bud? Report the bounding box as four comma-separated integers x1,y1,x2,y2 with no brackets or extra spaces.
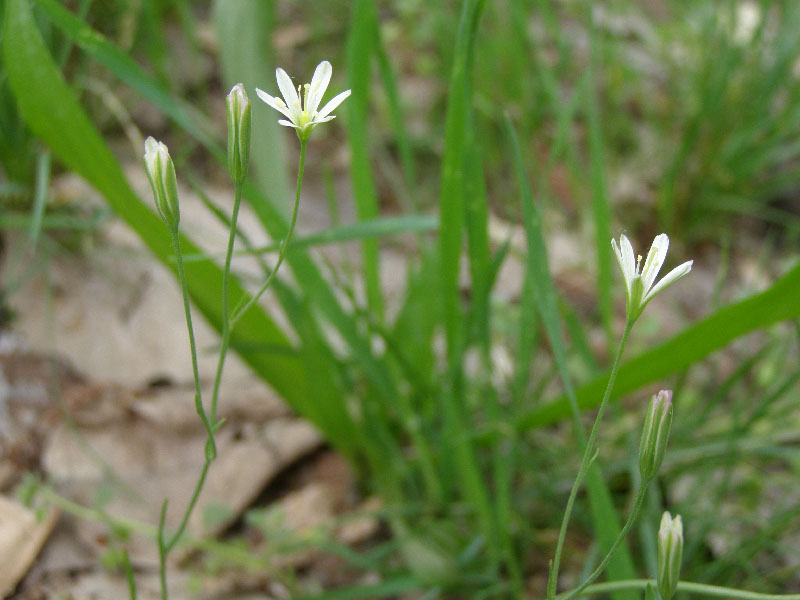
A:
658,511,683,600
143,137,180,231
639,390,673,481
226,83,251,183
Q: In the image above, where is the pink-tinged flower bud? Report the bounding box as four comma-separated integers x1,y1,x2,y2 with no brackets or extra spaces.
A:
639,390,673,481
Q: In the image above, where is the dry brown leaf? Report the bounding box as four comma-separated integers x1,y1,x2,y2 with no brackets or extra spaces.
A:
0,496,59,598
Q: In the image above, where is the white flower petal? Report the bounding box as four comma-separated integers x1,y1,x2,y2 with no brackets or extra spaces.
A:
641,233,669,293
612,239,631,296
644,260,693,303
256,88,295,121
317,89,351,119
276,67,301,113
620,234,636,284
307,60,332,115
309,115,336,126
277,119,300,129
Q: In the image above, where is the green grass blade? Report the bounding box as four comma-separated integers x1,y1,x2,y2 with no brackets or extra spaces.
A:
29,150,50,248
373,18,416,193
439,0,486,364
241,214,438,254
297,576,420,600
347,0,383,322
585,12,613,354
270,280,359,461
518,260,800,429
212,0,291,208
32,0,216,148
464,141,491,355
3,0,307,408
507,117,637,593
390,248,441,389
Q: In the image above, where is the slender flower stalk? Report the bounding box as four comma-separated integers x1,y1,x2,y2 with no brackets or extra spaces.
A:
559,483,650,600
557,579,800,600
547,320,633,600
256,60,351,141
209,177,244,424
230,139,307,327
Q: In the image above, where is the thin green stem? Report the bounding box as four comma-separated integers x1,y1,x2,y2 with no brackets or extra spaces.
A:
157,500,168,600
209,180,244,423
170,232,216,456
548,320,634,600
560,482,650,600
122,549,137,600
164,459,211,552
557,579,800,600
230,139,307,328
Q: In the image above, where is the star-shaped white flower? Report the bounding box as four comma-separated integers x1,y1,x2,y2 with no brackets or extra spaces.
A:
256,60,351,141
611,233,693,323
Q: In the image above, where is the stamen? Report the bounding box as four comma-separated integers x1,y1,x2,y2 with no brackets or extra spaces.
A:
636,254,643,273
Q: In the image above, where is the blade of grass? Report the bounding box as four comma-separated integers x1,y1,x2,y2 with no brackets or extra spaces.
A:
585,7,614,355
238,214,438,255
436,0,499,573
507,117,637,594
347,0,383,323
372,15,416,194
464,141,491,355
519,259,800,429
297,576,420,600
32,0,216,148
29,150,50,249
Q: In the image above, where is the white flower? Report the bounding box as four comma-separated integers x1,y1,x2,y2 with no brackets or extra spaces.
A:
256,60,351,141
611,233,693,322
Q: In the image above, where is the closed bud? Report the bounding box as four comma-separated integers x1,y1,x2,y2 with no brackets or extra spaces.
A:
638,390,673,481
657,511,683,600
144,137,180,231
226,83,251,183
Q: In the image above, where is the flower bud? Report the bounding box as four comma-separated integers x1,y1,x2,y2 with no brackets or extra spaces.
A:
226,83,251,184
658,511,683,600
638,390,673,481
143,137,180,231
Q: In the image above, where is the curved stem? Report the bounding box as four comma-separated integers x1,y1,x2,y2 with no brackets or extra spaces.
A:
560,482,649,600
230,139,307,328
209,180,244,423
548,320,633,600
164,459,212,552
557,579,800,600
170,232,216,455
